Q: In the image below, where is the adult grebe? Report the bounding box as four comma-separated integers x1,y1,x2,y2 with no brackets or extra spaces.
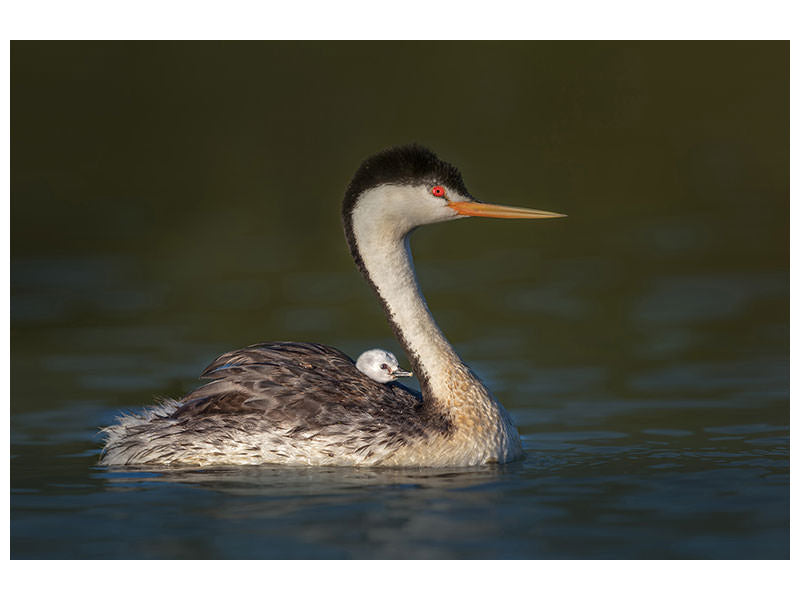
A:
100,144,564,467
356,349,413,383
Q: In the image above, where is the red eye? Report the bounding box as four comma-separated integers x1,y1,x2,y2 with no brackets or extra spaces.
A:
431,186,446,197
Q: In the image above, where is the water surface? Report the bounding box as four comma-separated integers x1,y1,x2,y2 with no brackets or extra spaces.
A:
10,250,788,559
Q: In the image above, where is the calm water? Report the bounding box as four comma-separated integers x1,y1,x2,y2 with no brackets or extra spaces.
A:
11,42,788,559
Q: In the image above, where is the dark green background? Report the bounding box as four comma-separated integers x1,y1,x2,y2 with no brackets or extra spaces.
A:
13,42,786,255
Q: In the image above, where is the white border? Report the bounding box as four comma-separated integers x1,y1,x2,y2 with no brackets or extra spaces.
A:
2,1,794,598
2,1,796,40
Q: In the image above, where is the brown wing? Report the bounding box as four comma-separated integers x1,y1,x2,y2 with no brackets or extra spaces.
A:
169,342,428,435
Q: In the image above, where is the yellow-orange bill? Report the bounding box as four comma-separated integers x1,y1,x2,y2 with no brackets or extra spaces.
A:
448,201,566,219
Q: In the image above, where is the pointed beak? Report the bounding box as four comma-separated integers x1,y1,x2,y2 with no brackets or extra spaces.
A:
448,201,566,219
392,368,413,378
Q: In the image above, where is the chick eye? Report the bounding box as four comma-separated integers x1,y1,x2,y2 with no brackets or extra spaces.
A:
431,186,446,197
380,364,389,370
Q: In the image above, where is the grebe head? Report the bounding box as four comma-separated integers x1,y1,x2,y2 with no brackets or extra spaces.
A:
343,144,565,238
356,349,413,383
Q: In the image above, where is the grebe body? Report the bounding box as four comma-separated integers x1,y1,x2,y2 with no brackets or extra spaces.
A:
100,145,563,467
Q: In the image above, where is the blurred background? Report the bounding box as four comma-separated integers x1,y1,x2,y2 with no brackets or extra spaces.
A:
10,42,788,559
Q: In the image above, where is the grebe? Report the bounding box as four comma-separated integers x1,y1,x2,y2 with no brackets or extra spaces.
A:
100,144,564,467
356,349,413,383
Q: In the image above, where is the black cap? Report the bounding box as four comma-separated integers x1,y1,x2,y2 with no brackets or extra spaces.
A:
343,144,471,216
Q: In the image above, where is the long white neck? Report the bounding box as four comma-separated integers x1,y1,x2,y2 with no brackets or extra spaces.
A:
348,186,486,406
345,185,523,464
